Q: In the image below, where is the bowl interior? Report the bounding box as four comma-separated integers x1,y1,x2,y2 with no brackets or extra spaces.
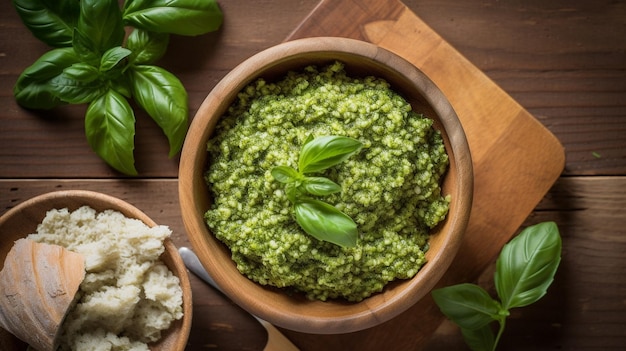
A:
0,190,192,351
179,37,472,334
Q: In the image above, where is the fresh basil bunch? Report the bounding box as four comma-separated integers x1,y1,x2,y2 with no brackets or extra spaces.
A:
271,135,363,248
432,221,562,351
12,0,223,175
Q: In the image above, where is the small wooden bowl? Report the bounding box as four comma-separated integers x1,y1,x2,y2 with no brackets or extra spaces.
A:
0,190,192,351
179,37,473,334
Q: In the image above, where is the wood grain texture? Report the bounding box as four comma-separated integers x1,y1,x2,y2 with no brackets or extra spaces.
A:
0,0,319,178
2,175,624,350
403,0,626,176
423,176,626,350
282,0,564,348
2,0,623,178
1,0,625,349
178,36,473,334
0,181,267,351
0,190,195,351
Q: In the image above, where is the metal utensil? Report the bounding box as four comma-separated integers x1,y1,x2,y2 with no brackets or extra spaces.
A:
178,247,300,351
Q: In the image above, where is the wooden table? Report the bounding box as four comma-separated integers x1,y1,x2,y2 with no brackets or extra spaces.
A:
1,0,624,350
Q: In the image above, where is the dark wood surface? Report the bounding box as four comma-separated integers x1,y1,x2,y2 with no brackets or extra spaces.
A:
1,0,624,350
281,0,567,349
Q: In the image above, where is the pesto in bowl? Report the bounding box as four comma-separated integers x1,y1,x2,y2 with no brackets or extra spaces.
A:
204,62,450,302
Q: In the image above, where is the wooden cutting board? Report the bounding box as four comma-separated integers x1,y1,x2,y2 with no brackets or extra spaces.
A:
280,0,566,350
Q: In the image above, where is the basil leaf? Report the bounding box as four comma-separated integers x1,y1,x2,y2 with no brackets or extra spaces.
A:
11,0,79,47
49,74,107,104
303,133,314,145
127,65,188,157
302,177,341,196
432,283,502,330
85,90,137,175
126,29,169,65
271,166,300,184
100,47,131,72
63,62,100,83
123,0,223,36
461,324,496,351
110,81,133,100
299,135,362,174
495,221,562,310
294,199,357,248
76,0,124,57
71,27,98,63
285,183,298,203
13,47,80,109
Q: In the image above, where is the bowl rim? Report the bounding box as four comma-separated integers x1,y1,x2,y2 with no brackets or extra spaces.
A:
0,189,192,351
179,37,473,334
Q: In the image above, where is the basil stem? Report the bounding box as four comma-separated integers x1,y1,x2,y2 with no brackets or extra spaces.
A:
431,222,562,351
12,0,223,175
271,135,362,248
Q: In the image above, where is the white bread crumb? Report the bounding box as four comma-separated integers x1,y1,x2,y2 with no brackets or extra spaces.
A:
27,206,183,350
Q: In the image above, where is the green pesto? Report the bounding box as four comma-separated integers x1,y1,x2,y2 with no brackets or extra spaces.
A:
204,62,450,301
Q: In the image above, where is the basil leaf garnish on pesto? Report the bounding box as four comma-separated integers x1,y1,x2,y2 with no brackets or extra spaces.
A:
295,199,358,248
271,135,362,248
301,177,341,196
203,61,451,301
299,135,363,174
271,166,301,183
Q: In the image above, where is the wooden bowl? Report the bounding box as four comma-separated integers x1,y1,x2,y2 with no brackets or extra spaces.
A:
179,37,473,334
0,190,192,351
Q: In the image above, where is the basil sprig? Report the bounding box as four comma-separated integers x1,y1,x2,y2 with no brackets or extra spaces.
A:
271,135,363,248
11,0,223,175
432,221,562,351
